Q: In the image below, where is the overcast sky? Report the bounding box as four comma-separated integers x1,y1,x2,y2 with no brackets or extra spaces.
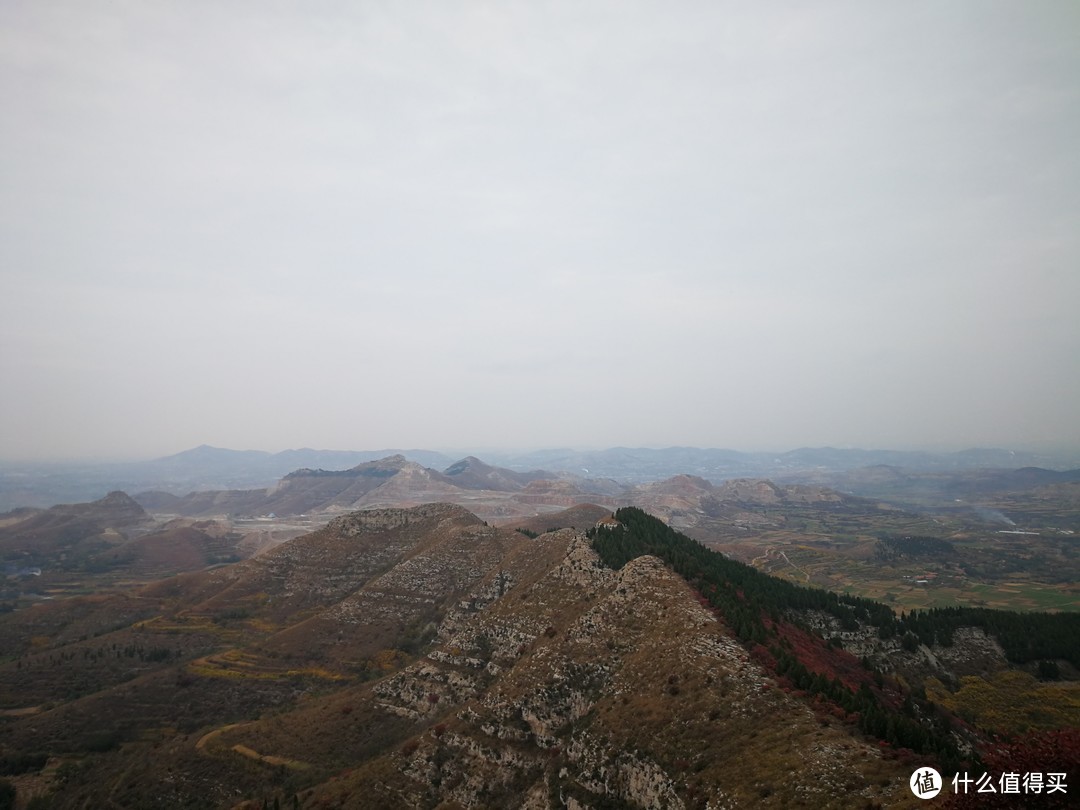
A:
2,1,1078,461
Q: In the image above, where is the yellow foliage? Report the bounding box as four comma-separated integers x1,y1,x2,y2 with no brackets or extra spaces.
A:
927,671,1080,733
374,648,407,672
188,665,255,680
284,667,347,681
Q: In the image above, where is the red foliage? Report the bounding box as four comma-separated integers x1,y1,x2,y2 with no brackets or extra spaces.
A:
770,618,902,706
749,643,777,671
944,729,1080,809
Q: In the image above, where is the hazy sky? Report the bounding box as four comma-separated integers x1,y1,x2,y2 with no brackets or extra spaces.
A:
2,1,1078,461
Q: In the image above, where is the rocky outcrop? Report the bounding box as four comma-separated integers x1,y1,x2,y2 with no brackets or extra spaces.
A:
804,610,1010,685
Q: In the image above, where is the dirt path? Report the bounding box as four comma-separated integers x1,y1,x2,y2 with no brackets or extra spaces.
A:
749,546,811,583
750,546,776,568
0,706,41,717
230,744,309,770
778,550,811,582
194,722,243,751
195,723,309,770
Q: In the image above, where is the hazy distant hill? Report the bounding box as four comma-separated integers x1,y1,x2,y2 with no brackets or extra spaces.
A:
441,455,553,490
0,490,280,604
483,445,1077,481
134,455,543,518
151,444,455,481
0,490,151,565
0,446,455,510
786,463,1080,509
4,443,1078,513
131,455,851,525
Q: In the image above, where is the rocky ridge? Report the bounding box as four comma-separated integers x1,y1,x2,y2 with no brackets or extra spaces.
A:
209,516,916,808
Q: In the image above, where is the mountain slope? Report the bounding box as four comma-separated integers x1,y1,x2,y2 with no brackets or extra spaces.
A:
288,540,917,809
0,503,952,808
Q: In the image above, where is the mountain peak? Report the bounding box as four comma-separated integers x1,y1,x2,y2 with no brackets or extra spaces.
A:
95,490,142,509
48,489,150,526
443,456,489,475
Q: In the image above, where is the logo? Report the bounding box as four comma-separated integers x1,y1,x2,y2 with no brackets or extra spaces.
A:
911,767,943,799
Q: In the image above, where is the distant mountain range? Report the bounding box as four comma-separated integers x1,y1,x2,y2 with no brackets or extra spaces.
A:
133,455,562,519
2,443,1078,511
129,454,869,531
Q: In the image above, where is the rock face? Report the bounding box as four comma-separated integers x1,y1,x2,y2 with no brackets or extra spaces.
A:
803,611,1011,695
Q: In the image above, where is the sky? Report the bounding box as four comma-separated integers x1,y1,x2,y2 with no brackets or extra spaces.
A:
2,1,1078,461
